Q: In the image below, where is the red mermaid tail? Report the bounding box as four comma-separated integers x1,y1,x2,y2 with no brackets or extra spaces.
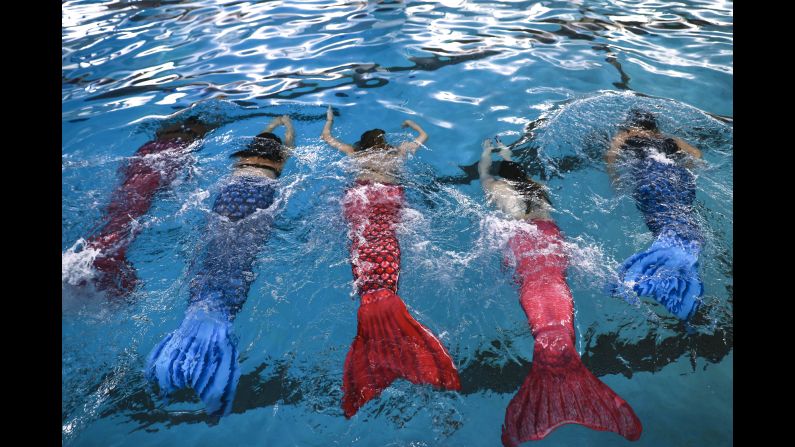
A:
86,138,191,296
341,182,461,417
502,220,641,445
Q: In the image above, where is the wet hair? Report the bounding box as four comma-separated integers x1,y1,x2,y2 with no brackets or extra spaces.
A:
354,129,387,151
230,131,285,162
624,108,659,132
156,115,208,140
497,161,551,214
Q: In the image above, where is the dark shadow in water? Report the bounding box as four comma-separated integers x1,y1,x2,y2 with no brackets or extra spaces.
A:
435,115,606,186
99,310,732,429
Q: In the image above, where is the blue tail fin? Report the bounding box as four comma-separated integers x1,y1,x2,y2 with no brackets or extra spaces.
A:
145,311,240,416
614,231,703,320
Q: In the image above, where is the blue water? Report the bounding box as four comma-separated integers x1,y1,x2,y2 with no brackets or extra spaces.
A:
62,1,733,446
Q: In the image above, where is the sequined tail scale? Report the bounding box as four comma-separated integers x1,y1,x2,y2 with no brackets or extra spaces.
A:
501,220,641,446
340,182,460,418
613,158,704,320
146,176,276,417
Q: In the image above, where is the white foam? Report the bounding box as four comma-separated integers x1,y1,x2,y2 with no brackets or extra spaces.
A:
177,188,210,215
62,239,100,285
648,148,675,165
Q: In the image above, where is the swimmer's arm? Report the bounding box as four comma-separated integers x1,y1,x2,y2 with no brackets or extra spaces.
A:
605,131,628,184
261,116,282,133
479,139,496,192
261,115,295,149
397,120,428,154
493,137,513,161
321,106,356,155
674,137,702,159
281,115,295,148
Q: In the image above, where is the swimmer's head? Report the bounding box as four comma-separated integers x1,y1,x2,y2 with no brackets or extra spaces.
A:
625,108,659,132
156,115,216,140
355,129,388,151
230,132,285,162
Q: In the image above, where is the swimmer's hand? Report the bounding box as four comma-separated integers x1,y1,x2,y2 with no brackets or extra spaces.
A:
402,119,419,130
497,140,513,161
326,105,334,121
482,138,494,155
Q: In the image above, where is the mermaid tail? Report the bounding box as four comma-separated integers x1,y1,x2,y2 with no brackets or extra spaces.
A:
504,221,641,444
341,182,460,416
145,310,240,416
87,138,194,296
616,230,703,320
342,288,461,417
145,176,277,416
610,155,704,320
502,331,642,446
91,249,138,296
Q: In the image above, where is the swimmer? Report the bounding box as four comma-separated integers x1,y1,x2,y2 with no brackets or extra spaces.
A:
320,106,461,417
84,112,219,296
479,138,641,446
606,108,704,320
146,115,295,416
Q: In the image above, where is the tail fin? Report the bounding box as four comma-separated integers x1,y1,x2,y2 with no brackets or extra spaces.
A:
146,312,240,416
616,232,703,320
342,289,461,417
502,341,641,446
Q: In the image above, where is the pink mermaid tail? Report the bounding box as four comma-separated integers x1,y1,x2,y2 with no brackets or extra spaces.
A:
502,220,641,446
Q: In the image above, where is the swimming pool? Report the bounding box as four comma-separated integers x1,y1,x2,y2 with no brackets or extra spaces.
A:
62,1,733,446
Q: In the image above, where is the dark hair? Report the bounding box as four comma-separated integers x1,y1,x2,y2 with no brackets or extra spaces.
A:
625,108,658,132
497,161,551,213
230,131,285,161
156,115,208,140
255,132,282,145
355,129,387,151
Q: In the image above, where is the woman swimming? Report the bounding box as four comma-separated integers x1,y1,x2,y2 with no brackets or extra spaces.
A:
606,108,704,320
84,113,219,296
146,115,294,416
479,138,641,446
320,106,461,417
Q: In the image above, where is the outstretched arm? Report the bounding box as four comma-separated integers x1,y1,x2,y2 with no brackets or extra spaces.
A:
479,139,496,192
281,115,295,148
493,137,513,161
261,115,296,148
398,119,429,154
321,106,357,155
674,137,702,159
605,131,629,185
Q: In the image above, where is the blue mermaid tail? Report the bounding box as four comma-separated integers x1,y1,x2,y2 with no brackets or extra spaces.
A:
616,230,703,320
610,146,704,320
146,310,240,416
145,175,277,416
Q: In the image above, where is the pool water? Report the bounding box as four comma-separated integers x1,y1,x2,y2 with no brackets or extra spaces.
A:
62,1,733,446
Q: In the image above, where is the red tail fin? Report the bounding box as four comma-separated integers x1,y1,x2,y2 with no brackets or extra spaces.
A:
502,339,641,446
342,289,461,417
